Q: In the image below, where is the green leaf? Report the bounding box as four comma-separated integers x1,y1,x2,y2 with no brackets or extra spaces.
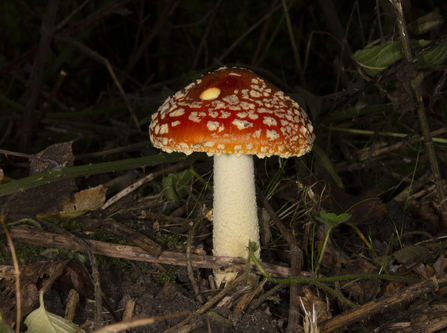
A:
161,170,193,203
0,153,188,198
316,210,351,227
323,104,394,124
24,291,85,333
290,87,322,121
0,313,13,333
352,39,430,76
162,174,180,202
312,144,343,188
353,40,401,76
175,170,193,198
139,115,152,126
248,240,259,252
415,40,447,68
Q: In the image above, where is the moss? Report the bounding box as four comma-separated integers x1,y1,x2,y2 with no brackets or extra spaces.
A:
5,246,46,265
153,267,177,284
0,247,12,263
139,263,149,272
96,255,135,282
41,217,83,231
155,232,183,251
90,231,133,246
59,219,85,232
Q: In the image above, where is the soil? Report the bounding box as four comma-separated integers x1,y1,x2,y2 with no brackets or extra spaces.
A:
42,262,286,333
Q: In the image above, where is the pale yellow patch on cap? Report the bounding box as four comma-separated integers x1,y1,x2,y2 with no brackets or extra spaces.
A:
199,87,221,101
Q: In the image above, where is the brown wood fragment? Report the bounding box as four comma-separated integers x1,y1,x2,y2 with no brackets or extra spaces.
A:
100,218,162,258
9,225,294,278
318,276,447,333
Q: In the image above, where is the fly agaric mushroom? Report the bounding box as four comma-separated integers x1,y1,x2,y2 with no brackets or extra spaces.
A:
149,67,315,286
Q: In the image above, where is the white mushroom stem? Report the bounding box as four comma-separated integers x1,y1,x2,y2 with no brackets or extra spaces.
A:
213,153,260,286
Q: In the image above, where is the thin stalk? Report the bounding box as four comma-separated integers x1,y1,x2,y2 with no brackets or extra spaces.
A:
389,0,447,228
189,168,213,192
0,153,189,197
327,127,447,144
281,0,307,88
247,246,420,309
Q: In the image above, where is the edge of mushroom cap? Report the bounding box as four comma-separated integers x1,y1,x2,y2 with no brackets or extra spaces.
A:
149,67,315,159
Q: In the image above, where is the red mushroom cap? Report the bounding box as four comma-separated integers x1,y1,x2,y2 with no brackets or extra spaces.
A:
149,67,315,158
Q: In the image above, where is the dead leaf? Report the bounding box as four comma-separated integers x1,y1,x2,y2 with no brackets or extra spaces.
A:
408,12,443,34
315,225,350,271
344,259,380,303
437,286,447,296
393,245,430,265
58,185,107,218
390,80,415,114
296,286,329,323
30,142,74,175
410,202,443,231
425,265,434,278
0,142,77,219
0,260,69,326
433,253,447,277
390,63,422,114
380,281,406,297
52,259,120,321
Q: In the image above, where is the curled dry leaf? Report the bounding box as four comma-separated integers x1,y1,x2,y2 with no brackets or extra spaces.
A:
296,286,329,323
343,259,380,304
58,185,107,218
408,12,444,35
433,252,447,277
52,259,120,321
0,142,77,219
393,245,431,266
0,260,69,326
